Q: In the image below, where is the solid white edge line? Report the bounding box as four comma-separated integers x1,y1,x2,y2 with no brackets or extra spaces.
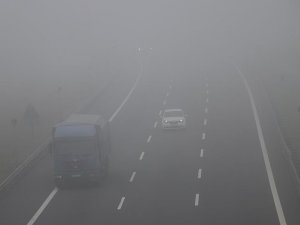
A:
147,135,152,143
27,74,141,225
129,172,136,183
27,188,58,225
154,121,158,128
234,63,287,225
109,74,141,122
117,197,126,210
200,149,204,157
198,169,202,179
195,194,200,206
139,152,145,160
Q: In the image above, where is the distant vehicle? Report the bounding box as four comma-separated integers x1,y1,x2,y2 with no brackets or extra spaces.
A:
49,114,111,187
161,109,186,129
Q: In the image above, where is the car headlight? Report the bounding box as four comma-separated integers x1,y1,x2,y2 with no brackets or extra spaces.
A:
164,120,168,123
179,119,183,123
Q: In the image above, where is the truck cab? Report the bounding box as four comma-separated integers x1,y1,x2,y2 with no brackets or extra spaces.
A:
50,114,111,187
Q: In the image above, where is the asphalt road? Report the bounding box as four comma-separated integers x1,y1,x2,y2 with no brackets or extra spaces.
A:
0,61,300,225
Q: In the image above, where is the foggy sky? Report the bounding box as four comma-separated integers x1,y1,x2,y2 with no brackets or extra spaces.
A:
1,0,299,74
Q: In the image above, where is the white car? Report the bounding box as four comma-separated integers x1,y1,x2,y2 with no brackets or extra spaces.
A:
161,109,186,129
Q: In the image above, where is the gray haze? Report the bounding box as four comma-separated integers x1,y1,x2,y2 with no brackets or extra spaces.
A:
1,0,300,177
1,1,300,225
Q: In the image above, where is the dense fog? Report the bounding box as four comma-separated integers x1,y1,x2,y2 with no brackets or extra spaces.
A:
0,0,299,178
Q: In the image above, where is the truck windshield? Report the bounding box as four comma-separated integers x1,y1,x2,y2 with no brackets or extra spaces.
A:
54,140,95,155
54,125,96,138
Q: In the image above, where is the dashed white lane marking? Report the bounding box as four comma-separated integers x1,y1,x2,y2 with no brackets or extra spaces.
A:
235,64,287,225
27,72,142,225
198,169,202,179
154,121,158,128
129,172,136,183
27,188,58,225
205,83,208,88
166,92,170,97
206,98,209,103
204,118,207,126
163,100,166,105
147,135,152,143
206,90,209,95
195,194,200,206
200,149,204,158
159,110,162,116
202,133,206,140
139,152,145,160
117,197,126,210
205,107,208,113
169,85,172,90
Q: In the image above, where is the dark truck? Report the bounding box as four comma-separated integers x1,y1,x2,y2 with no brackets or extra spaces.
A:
50,114,111,187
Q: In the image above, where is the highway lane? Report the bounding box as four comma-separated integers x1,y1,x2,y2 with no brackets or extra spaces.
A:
96,67,282,225
26,56,171,225
0,70,140,225
238,66,300,225
1,60,300,225
201,69,280,225
33,65,282,225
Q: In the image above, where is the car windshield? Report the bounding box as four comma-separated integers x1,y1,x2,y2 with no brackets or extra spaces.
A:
164,110,184,117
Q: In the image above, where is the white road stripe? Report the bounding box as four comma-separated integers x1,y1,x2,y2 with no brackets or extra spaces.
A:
202,133,206,140
117,197,126,210
206,90,209,95
27,75,142,225
195,194,200,206
206,98,209,103
198,169,202,179
205,107,208,113
169,85,172,89
27,188,58,225
166,92,170,97
139,152,145,160
129,172,136,182
205,83,208,88
234,63,287,225
109,75,141,122
163,100,166,105
204,119,207,126
200,149,204,157
154,121,158,128
147,135,152,143
159,110,162,116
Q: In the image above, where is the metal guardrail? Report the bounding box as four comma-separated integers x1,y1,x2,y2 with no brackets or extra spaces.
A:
259,80,300,197
0,138,50,192
0,77,114,192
